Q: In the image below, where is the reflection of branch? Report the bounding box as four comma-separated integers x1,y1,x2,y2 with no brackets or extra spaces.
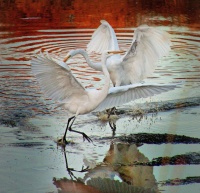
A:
62,147,89,180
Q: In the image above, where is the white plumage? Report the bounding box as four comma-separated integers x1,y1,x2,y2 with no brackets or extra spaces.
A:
31,50,178,145
65,20,171,86
94,83,177,112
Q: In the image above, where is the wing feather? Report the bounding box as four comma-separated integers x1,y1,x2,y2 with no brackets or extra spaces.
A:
93,83,178,112
31,52,87,103
87,20,119,54
121,25,171,83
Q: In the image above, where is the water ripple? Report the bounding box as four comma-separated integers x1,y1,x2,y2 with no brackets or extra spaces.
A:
0,27,199,120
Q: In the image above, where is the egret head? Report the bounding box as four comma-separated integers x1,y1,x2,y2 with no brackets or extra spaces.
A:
63,49,86,62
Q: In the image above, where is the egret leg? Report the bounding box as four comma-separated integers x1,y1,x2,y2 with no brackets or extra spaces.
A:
68,117,93,143
107,107,117,119
107,107,117,137
63,116,75,140
109,121,116,137
57,116,75,145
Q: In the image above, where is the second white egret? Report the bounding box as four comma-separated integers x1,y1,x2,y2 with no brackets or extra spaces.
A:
64,20,171,87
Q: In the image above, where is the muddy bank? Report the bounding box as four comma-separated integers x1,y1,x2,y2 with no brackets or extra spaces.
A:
118,133,200,144
118,152,200,166
1,96,200,128
103,133,200,166
159,176,200,186
114,97,200,116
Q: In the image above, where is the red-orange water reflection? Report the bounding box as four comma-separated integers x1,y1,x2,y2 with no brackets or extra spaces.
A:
0,0,199,29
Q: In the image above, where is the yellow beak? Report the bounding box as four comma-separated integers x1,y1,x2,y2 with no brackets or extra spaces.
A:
63,55,71,62
107,50,126,54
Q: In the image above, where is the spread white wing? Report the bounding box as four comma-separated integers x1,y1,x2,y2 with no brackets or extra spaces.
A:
93,83,177,112
121,25,171,83
31,52,87,103
87,20,119,54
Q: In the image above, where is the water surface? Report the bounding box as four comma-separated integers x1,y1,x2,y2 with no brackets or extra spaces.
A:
0,0,199,193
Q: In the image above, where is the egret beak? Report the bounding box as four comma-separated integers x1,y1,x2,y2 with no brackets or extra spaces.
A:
108,50,126,54
63,55,71,62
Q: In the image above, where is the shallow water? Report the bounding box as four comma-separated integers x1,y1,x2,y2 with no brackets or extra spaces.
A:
0,0,200,193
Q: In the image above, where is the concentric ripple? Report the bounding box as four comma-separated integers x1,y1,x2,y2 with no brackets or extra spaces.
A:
0,27,199,119
0,24,200,193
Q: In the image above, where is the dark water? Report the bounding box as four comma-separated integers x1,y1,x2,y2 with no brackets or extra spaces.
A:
0,0,200,193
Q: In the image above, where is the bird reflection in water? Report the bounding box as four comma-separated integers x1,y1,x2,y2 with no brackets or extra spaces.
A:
62,146,89,181
103,143,158,191
54,143,159,193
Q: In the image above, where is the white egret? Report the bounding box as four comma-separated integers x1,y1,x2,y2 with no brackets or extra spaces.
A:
31,50,177,145
64,20,171,87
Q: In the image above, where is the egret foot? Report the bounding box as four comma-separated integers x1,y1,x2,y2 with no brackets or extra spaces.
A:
68,127,93,143
57,137,74,146
82,132,93,143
